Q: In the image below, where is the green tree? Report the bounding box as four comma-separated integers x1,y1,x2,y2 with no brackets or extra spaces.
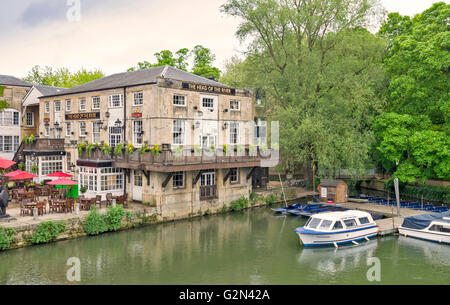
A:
373,113,450,183
128,48,191,71
222,0,387,183
190,45,221,80
23,65,104,88
380,2,450,132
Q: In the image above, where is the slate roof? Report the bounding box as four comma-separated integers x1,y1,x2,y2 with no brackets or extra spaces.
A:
34,84,67,96
319,179,346,187
40,65,230,98
0,75,33,87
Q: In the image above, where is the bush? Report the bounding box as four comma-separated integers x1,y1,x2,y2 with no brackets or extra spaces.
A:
84,207,107,236
31,221,66,245
264,194,278,205
0,226,16,250
385,181,450,204
104,205,125,232
230,196,249,212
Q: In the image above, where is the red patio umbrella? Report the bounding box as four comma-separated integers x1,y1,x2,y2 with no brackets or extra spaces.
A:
0,158,16,170
5,170,28,178
47,172,73,178
46,179,78,186
10,172,38,180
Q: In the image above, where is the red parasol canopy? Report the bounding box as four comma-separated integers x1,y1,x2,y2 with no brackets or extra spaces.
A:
0,158,16,170
46,179,78,186
47,172,73,178
5,170,28,178
10,172,38,180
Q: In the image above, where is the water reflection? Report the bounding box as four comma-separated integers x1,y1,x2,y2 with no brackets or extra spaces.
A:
0,207,449,284
297,241,378,276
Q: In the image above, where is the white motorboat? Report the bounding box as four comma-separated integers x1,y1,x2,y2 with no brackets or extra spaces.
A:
295,210,378,247
398,211,450,244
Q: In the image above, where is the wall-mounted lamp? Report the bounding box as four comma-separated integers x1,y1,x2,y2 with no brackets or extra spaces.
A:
193,121,201,130
97,120,108,131
223,122,229,130
115,118,123,128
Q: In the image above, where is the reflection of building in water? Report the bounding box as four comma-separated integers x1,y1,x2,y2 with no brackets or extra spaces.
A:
397,236,450,268
297,240,378,275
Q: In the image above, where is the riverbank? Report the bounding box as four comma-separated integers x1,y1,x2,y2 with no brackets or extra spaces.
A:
0,185,317,252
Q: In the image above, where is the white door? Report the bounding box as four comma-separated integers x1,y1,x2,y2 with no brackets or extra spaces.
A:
132,170,143,202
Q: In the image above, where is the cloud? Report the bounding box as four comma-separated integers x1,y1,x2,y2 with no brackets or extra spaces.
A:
18,0,67,27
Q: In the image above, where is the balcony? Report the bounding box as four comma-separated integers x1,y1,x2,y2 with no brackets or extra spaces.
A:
77,145,279,172
23,138,65,152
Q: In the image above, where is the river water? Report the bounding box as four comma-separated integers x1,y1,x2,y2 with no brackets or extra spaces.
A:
0,205,449,285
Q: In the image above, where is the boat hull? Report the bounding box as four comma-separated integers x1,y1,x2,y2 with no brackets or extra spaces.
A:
398,227,450,245
297,226,379,247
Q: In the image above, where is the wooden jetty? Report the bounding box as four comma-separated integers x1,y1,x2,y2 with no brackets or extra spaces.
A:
333,201,433,236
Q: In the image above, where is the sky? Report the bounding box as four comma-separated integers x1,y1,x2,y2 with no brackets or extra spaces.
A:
0,0,447,78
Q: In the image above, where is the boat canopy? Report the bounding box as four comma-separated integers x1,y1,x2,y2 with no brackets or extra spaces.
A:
401,211,450,230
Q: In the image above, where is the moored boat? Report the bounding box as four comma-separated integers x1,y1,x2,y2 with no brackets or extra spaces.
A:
295,210,379,247
398,211,450,244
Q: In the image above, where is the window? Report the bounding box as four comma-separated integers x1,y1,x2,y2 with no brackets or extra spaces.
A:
229,122,239,145
254,118,267,146
333,221,344,230
92,122,101,143
0,137,2,152
13,112,19,125
45,124,50,137
26,112,34,127
45,102,50,114
41,156,63,176
134,171,143,187
359,217,370,225
429,225,450,233
108,94,123,108
173,94,186,106
308,218,322,229
66,123,71,137
13,136,19,152
202,97,214,108
230,168,239,183
343,219,357,228
3,136,12,152
79,122,87,137
200,170,216,199
66,100,71,112
173,172,185,188
0,110,19,126
173,120,185,145
79,167,98,192
54,101,61,112
200,135,215,148
230,100,240,111
319,220,333,230
79,98,86,111
99,168,124,191
109,127,122,147
133,92,143,106
133,120,143,146
92,97,100,110
67,152,71,172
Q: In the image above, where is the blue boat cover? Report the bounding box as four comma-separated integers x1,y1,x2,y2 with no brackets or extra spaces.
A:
401,211,450,230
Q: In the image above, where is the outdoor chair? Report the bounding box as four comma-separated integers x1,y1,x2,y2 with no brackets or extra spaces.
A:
95,195,102,209
106,193,113,207
90,198,97,210
20,201,32,217
36,202,45,216
64,198,74,213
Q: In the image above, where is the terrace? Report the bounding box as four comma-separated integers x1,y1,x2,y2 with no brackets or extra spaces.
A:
77,145,279,172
